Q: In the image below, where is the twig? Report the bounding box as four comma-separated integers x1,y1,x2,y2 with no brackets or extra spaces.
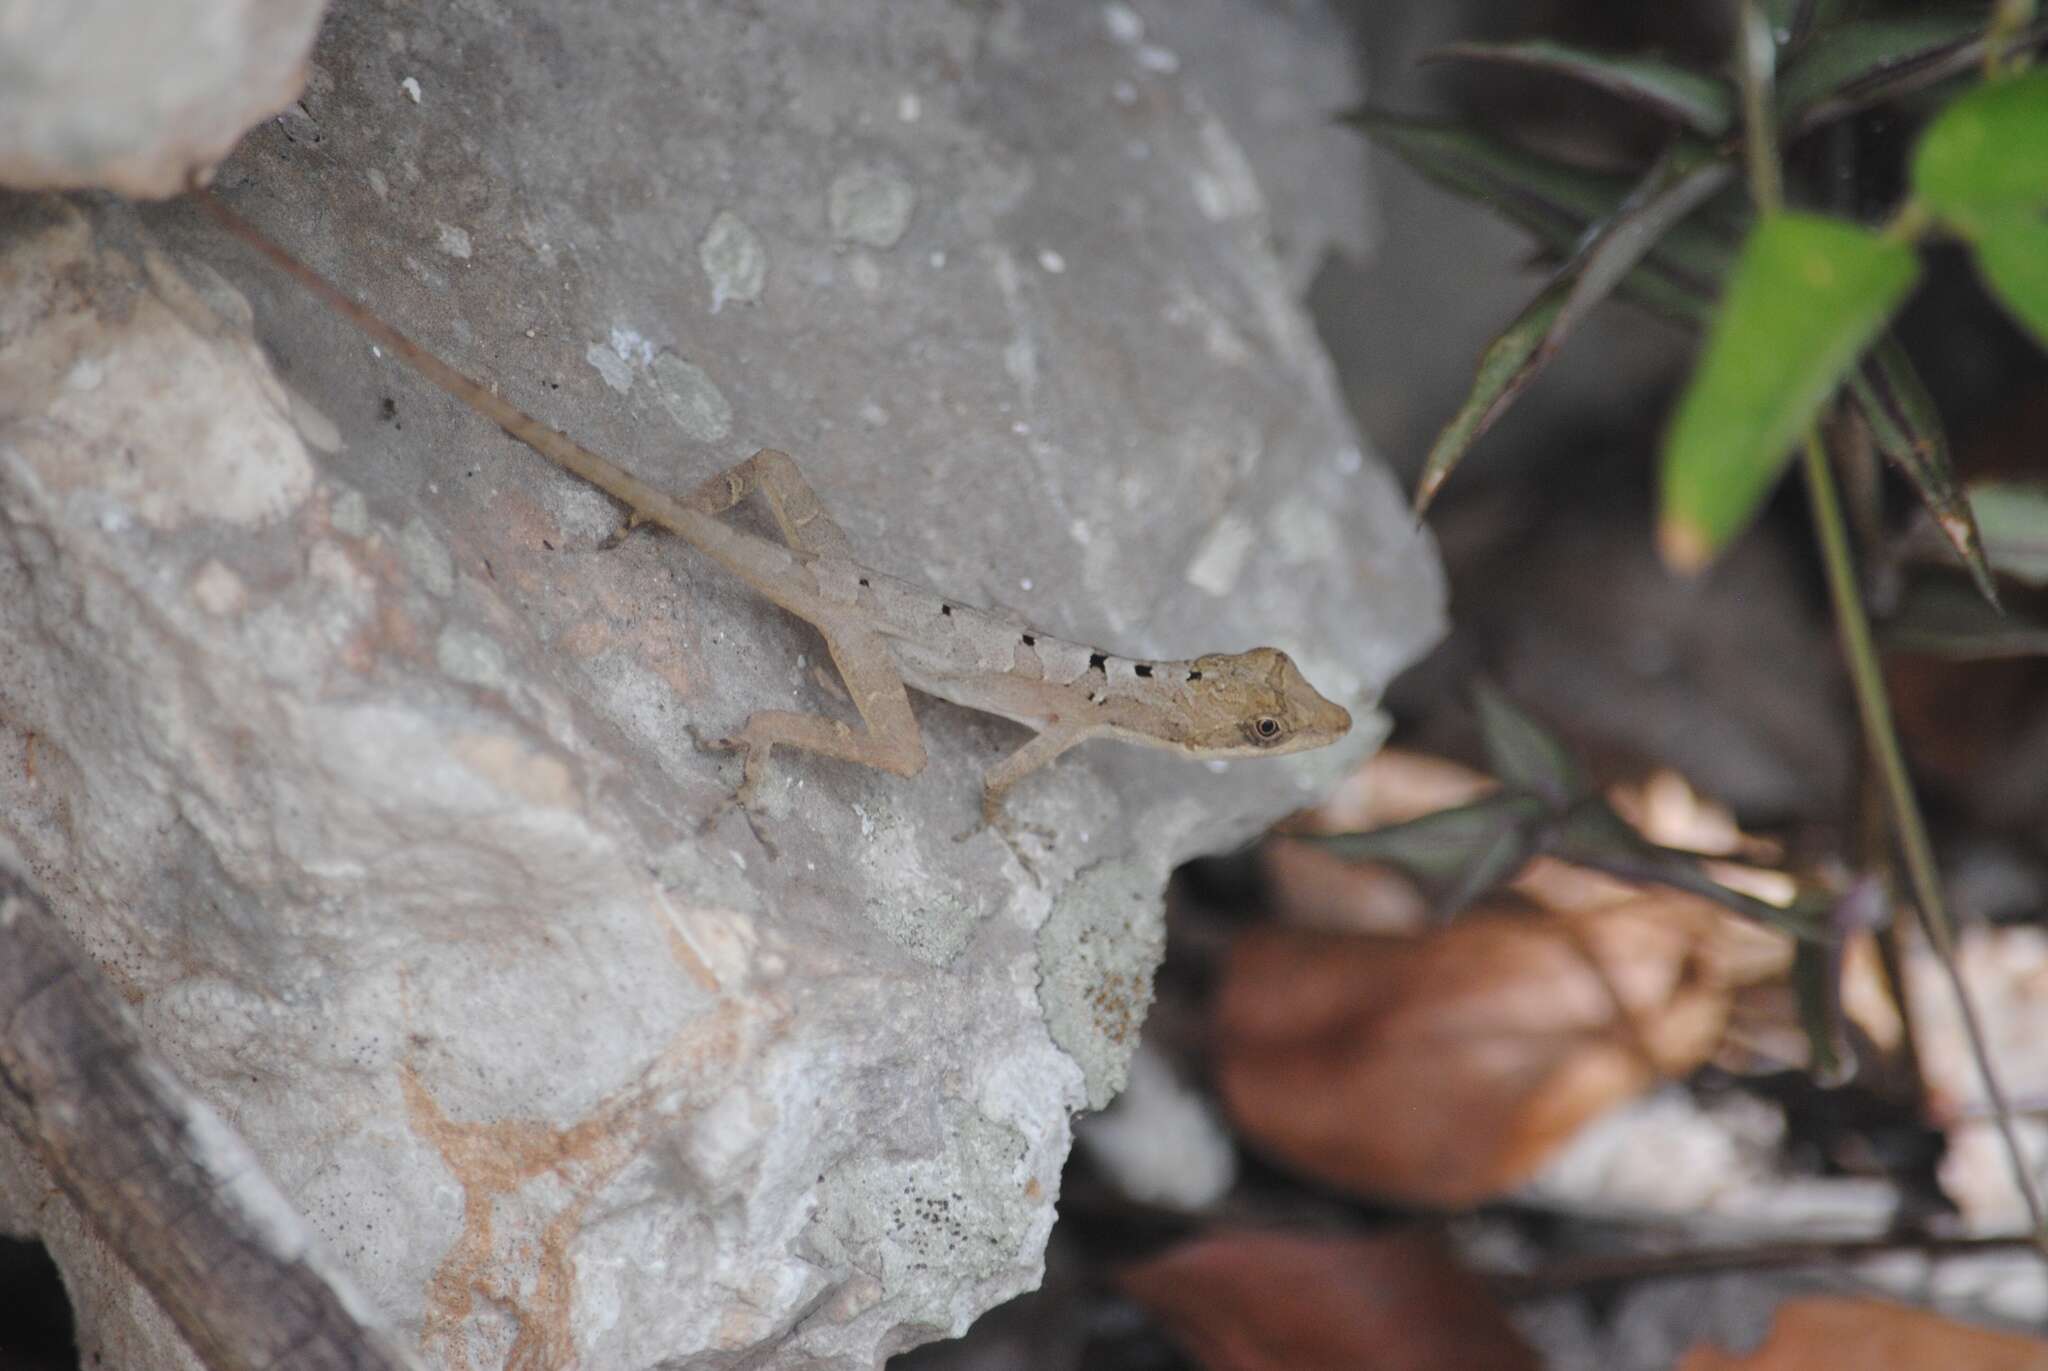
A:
1799,434,2047,1242
1492,1230,2042,1297
1986,0,2039,75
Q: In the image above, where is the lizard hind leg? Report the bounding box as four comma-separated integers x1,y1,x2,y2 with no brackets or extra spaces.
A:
683,448,856,561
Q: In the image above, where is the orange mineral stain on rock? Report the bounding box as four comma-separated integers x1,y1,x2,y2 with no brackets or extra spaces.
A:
399,998,777,1370
401,1065,633,1371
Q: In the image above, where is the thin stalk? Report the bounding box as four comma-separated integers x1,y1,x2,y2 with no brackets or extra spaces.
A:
1799,433,2048,1241
1987,0,2039,75
1493,1230,2042,1296
1884,197,1935,245
1737,4,1783,211
1735,0,2046,1243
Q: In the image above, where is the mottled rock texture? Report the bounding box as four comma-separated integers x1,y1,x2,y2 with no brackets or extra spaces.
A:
0,0,326,197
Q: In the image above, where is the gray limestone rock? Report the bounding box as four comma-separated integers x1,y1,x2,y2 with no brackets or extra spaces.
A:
0,0,326,198
0,1,1441,1367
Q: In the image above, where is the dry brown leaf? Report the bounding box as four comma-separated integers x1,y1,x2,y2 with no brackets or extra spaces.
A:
1905,927,2048,1228
1120,1229,1538,1371
1678,1296,2048,1370
1610,768,1748,854
1215,895,1730,1206
1259,838,1431,935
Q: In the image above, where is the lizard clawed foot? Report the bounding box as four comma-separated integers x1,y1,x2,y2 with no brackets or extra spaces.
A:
692,774,780,858
687,726,778,856
686,723,753,780
955,803,1054,880
595,510,649,551
694,789,779,859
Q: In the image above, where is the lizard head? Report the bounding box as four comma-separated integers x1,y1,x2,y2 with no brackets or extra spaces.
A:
1171,647,1352,758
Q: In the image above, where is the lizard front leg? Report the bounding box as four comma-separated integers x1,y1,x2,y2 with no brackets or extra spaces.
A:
725,620,927,806
979,726,1090,826
950,726,1090,873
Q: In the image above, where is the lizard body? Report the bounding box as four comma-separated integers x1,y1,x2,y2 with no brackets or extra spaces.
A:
200,193,1352,822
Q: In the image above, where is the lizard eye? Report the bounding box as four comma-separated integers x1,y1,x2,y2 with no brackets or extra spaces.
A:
1254,716,1283,741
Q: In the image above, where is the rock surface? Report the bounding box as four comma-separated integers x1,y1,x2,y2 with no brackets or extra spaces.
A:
0,1,1441,1367
0,0,326,198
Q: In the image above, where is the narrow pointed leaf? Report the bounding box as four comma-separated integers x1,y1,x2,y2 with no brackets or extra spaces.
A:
1846,339,1996,605
1790,0,1852,40
1347,111,1742,331
1342,112,1741,294
1765,0,1856,43
1761,0,1806,41
1659,213,1918,571
1550,803,1830,940
1970,209,2048,349
1436,822,1542,919
1425,40,1735,136
1568,240,1721,326
1341,112,1632,246
1779,15,1992,129
1793,939,1852,1085
1966,481,2048,586
1545,151,1736,349
1310,792,1548,890
1473,681,1581,806
1881,576,2048,658
1415,280,1570,513
1911,69,2048,226
1415,150,1737,512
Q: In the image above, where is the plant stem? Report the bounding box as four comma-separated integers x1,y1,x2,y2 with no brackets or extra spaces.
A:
1493,1229,2043,1296
1737,3,1783,212
1734,0,2046,1246
1799,430,2048,1242
1883,197,1934,245
1987,0,2039,75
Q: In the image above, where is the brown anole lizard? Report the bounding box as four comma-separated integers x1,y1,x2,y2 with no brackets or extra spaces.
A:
198,193,1353,825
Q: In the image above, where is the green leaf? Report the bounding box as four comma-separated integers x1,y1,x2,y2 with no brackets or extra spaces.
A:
1910,71,2048,348
1970,208,2048,349
1341,111,1632,245
1845,338,1997,606
1881,576,2048,659
1546,152,1737,345
1779,15,1990,129
1473,680,1582,807
1912,69,2048,227
1341,111,1742,310
1414,150,1736,512
1658,213,1919,570
1424,39,1736,136
1309,792,1549,916
1549,803,1831,940
1414,279,1570,514
1760,0,1805,41
1346,109,1744,352
1793,939,1852,1085
1789,0,1853,39
1967,480,2048,585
